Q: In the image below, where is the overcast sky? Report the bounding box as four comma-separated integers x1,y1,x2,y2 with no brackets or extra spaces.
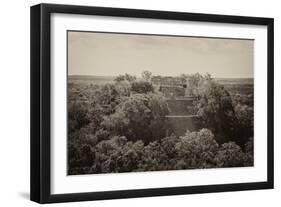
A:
68,31,253,78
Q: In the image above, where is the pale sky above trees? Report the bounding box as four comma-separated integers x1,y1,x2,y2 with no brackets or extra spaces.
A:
68,31,253,78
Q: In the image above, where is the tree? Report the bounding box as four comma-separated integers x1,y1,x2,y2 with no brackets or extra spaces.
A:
187,73,212,97
190,74,238,144
114,73,136,83
102,93,169,143
179,74,188,81
175,129,219,169
68,143,96,175
68,101,90,133
234,103,254,145
141,70,152,81
131,81,154,94
214,142,246,167
94,136,145,173
92,83,130,115
243,137,254,166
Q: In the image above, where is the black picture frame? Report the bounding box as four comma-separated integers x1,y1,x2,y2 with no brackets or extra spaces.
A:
30,3,274,204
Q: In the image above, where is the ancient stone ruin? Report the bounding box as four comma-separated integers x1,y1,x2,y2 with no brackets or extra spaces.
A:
151,76,200,136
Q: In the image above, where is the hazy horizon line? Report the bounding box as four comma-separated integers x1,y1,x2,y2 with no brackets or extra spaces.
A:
68,74,254,79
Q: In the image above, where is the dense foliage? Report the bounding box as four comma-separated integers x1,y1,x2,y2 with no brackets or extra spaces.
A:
68,129,253,174
186,73,254,146
68,72,254,174
102,93,169,143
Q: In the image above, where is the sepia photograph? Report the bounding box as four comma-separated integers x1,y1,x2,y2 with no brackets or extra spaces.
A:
67,31,254,175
